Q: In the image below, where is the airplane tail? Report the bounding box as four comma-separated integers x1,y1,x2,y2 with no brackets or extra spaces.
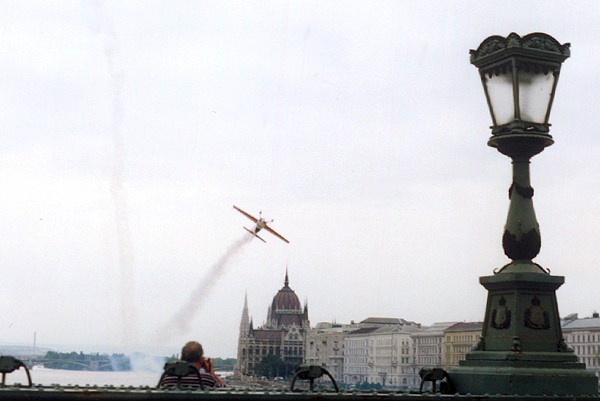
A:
243,227,266,243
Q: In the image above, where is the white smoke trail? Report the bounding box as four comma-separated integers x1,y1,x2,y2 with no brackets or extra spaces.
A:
106,29,138,349
156,234,252,343
90,1,138,347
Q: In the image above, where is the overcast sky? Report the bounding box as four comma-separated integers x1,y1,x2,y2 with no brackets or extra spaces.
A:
2,1,600,359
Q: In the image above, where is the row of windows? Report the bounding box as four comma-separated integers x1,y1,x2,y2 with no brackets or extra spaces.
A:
418,356,441,364
347,339,368,347
418,346,441,354
345,357,412,366
446,334,478,343
242,346,303,356
346,348,367,355
308,341,343,348
344,366,415,376
579,356,600,367
344,357,367,364
343,367,368,374
573,345,600,356
567,333,600,344
446,345,472,354
373,338,411,346
415,337,442,344
344,375,416,386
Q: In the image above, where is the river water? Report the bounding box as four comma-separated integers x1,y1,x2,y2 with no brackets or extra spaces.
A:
4,366,231,387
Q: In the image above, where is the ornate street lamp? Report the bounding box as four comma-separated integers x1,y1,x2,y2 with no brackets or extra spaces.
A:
473,32,569,265
448,33,598,395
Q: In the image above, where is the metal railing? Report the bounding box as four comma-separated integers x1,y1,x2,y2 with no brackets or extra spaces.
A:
1,357,598,401
0,385,600,401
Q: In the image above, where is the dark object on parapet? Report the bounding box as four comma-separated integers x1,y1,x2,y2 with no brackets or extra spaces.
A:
233,205,289,243
290,365,338,393
418,367,454,394
157,360,204,390
0,356,32,388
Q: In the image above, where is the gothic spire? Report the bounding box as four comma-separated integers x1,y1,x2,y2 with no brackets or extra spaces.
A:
239,291,250,335
303,298,310,327
284,268,289,287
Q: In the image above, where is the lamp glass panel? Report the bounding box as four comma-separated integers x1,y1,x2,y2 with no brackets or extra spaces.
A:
484,72,514,126
518,70,555,123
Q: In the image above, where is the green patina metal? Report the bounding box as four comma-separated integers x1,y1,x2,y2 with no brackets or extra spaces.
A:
449,33,598,396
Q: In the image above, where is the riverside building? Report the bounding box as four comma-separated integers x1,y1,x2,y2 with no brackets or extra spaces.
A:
342,320,420,388
442,322,483,370
412,322,457,373
304,322,357,382
562,312,600,380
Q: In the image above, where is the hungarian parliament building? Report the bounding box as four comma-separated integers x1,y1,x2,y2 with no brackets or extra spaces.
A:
236,271,310,378
236,271,600,388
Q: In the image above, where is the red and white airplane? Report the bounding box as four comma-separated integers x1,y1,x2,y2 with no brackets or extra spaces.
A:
233,205,289,244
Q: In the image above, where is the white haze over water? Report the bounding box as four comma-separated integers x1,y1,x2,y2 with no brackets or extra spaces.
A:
4,367,233,387
6,367,161,387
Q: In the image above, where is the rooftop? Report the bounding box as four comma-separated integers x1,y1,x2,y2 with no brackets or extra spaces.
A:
562,317,600,330
412,322,458,335
348,327,380,335
444,322,483,332
359,317,418,326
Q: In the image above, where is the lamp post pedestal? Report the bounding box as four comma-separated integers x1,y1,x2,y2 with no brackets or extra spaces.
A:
449,268,598,395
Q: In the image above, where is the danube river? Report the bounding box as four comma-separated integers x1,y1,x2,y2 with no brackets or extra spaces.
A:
5,367,231,387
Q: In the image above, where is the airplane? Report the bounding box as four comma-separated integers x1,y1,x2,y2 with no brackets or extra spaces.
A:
233,205,289,244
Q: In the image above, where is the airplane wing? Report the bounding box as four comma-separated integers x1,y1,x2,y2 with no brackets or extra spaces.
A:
265,225,290,244
233,205,258,223
243,227,266,243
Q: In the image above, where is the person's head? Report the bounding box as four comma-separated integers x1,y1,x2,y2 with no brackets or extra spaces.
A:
181,341,204,363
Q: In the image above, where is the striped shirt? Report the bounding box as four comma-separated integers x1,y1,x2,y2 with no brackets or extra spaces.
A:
159,371,222,389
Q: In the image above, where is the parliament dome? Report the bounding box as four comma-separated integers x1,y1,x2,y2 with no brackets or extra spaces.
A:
271,271,301,311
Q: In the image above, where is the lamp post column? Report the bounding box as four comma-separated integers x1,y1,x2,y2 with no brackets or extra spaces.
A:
503,156,540,263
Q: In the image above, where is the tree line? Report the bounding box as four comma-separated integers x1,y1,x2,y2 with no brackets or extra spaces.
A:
41,351,131,371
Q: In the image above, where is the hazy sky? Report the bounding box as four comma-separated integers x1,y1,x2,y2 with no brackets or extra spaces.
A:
2,1,600,359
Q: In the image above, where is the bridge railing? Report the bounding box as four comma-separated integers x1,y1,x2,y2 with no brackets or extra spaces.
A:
0,386,599,401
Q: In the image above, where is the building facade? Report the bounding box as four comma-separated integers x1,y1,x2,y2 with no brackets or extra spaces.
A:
342,323,420,388
443,322,483,370
236,272,310,378
562,313,600,380
343,326,378,385
412,322,457,373
304,322,356,382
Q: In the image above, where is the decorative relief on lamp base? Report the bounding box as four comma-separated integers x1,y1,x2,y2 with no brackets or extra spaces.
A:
491,296,511,329
524,296,550,330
